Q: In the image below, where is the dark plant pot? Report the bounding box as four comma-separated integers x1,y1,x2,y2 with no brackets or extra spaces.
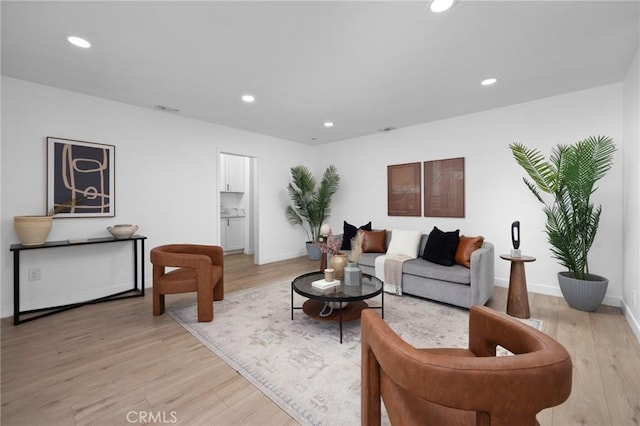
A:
557,272,608,312
306,241,322,260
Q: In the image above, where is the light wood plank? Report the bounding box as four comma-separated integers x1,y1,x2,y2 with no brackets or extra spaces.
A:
591,305,640,426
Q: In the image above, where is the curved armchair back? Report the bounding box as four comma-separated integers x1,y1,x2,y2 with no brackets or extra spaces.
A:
361,306,572,426
151,244,224,322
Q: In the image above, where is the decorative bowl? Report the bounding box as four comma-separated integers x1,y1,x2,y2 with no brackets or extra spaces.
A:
108,224,138,239
14,215,53,246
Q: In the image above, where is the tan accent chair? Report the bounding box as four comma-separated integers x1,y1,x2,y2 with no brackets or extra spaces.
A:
151,244,224,322
361,306,572,426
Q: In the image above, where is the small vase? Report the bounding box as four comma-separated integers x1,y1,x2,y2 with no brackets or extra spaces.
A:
344,262,362,286
330,253,349,280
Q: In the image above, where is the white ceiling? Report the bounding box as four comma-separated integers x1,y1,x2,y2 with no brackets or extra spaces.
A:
2,1,639,145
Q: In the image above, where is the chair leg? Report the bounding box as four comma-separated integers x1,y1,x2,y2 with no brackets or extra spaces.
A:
197,284,214,322
213,280,224,301
153,288,165,316
361,345,382,426
152,265,165,316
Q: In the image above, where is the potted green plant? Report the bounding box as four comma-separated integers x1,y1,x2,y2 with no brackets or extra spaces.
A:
286,165,340,260
510,136,616,311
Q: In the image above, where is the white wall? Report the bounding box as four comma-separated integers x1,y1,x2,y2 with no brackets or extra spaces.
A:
0,77,313,316
0,76,632,319
623,48,640,340
322,84,625,306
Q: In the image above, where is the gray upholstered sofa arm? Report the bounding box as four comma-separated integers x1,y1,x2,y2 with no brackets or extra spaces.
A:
469,242,495,306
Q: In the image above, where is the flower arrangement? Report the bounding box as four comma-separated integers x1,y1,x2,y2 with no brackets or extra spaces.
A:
315,232,342,255
47,195,88,216
351,230,364,263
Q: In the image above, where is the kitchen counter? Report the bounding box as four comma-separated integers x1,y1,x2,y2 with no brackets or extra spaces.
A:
221,208,245,218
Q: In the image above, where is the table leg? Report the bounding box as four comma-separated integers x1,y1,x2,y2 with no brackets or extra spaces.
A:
133,239,139,291
339,304,343,344
507,261,531,319
141,239,146,296
13,251,20,325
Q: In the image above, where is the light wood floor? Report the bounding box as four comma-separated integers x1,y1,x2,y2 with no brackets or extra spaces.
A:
2,254,639,425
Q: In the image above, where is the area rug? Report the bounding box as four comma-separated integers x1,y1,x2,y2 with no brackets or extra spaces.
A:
167,280,542,426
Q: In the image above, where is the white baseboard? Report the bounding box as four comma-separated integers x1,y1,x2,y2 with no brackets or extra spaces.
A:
622,300,640,343
258,250,307,265
494,277,621,307
495,277,564,298
495,278,622,308
19,283,135,312
224,249,244,255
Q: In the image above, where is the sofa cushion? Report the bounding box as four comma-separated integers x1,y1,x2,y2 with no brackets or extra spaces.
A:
357,252,380,268
417,234,430,257
387,229,423,259
340,221,372,251
455,235,485,268
403,258,471,285
422,227,460,266
362,230,387,253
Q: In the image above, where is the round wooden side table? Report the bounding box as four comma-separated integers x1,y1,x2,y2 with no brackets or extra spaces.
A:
500,254,536,319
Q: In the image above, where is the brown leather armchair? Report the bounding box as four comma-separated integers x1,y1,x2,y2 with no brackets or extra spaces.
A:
361,306,572,426
151,244,224,322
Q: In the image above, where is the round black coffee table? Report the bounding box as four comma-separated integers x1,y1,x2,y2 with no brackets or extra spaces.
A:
291,271,383,343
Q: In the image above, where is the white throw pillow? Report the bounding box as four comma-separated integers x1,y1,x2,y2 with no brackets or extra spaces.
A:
386,229,423,259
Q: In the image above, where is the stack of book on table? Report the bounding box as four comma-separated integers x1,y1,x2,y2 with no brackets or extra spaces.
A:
312,279,340,290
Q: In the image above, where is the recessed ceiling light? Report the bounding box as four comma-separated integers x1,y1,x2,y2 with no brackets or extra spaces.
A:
242,94,255,103
430,0,455,13
481,78,498,86
324,122,334,128
67,36,91,48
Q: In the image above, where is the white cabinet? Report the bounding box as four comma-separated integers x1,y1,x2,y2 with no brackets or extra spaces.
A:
226,217,245,250
221,217,245,252
220,154,245,193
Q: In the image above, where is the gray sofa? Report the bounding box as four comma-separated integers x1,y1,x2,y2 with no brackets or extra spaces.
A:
340,231,494,309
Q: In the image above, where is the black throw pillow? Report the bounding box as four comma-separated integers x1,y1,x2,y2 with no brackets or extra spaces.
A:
422,226,460,266
340,221,372,250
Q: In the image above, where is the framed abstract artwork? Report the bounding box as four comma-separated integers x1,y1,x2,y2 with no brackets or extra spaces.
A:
47,137,115,217
387,162,421,216
424,157,465,218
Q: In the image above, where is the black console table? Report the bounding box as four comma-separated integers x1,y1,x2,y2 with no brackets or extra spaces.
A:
10,235,146,325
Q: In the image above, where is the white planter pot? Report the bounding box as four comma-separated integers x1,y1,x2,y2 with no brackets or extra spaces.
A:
14,216,53,246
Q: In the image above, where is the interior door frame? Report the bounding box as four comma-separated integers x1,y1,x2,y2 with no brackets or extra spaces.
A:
217,150,259,264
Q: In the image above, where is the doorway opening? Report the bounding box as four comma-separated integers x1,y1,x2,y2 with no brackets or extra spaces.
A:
218,152,258,264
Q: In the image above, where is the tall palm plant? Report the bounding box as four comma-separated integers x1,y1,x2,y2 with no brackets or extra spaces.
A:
286,165,340,242
510,136,616,280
